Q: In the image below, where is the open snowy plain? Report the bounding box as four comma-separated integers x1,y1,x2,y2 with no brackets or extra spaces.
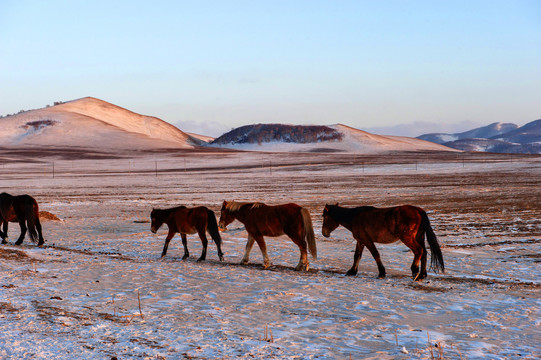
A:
0,149,539,359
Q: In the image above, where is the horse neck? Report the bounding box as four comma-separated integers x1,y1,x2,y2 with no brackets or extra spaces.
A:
157,208,174,222
228,203,252,222
331,206,357,230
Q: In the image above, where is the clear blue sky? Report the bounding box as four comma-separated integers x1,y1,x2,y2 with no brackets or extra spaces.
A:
1,0,540,136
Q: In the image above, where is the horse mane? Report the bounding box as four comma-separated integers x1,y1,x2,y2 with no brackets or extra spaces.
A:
154,206,187,214
226,201,264,212
329,205,376,217
351,206,376,213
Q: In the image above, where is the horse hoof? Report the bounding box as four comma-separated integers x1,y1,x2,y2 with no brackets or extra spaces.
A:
182,255,189,260
345,270,357,276
197,258,205,262
219,256,224,262
378,273,386,279
295,264,309,271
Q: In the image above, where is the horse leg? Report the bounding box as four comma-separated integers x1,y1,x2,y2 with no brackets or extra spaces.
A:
161,230,175,258
0,220,7,244
252,235,270,269
419,244,428,280
402,233,424,280
406,228,429,280
215,239,224,262
181,233,190,260
197,230,208,262
410,248,424,281
289,234,309,271
240,234,256,265
36,217,45,246
363,240,386,278
346,241,365,276
15,220,27,245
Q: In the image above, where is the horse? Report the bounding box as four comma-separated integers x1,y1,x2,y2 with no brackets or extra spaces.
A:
322,204,444,280
0,192,45,246
218,200,317,271
150,206,224,261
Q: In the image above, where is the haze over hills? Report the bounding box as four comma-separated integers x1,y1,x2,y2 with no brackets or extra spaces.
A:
0,97,200,150
417,120,541,154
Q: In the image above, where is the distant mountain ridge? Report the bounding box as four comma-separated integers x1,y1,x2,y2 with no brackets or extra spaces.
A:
418,122,518,144
417,120,541,154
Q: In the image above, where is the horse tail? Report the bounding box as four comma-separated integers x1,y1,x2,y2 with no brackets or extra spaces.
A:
301,207,317,260
25,197,39,243
206,208,222,246
421,210,444,273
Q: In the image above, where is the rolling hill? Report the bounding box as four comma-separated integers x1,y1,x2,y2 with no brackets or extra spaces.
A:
210,123,457,153
0,97,199,150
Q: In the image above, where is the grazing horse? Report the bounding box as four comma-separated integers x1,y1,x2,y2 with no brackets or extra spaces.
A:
0,192,45,246
322,204,444,280
150,206,224,261
219,200,317,271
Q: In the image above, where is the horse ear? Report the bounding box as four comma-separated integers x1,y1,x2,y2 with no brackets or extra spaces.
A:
324,204,329,211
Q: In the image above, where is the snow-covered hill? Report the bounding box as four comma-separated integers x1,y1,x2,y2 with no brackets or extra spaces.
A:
0,97,198,150
210,123,457,153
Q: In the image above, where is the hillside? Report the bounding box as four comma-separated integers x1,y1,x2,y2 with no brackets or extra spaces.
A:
0,97,198,150
210,123,457,153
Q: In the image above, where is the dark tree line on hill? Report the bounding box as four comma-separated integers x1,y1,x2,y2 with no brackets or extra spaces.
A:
212,124,343,145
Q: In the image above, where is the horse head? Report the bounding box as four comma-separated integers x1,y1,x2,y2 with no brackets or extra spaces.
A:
150,209,164,234
218,200,235,231
321,204,340,237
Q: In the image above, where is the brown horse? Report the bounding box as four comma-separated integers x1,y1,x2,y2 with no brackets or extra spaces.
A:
0,192,45,246
219,201,317,271
150,206,224,261
322,204,444,280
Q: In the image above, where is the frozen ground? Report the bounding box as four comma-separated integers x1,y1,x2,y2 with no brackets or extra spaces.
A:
0,150,539,359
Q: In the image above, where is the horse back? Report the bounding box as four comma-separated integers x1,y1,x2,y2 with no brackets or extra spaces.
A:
0,193,38,222
244,203,303,236
352,205,423,243
171,206,210,234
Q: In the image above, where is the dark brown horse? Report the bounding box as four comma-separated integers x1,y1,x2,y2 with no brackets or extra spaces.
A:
322,204,444,280
150,206,224,261
0,192,45,246
219,201,316,271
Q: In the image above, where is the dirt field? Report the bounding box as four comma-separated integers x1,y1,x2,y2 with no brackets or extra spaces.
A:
0,149,539,359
